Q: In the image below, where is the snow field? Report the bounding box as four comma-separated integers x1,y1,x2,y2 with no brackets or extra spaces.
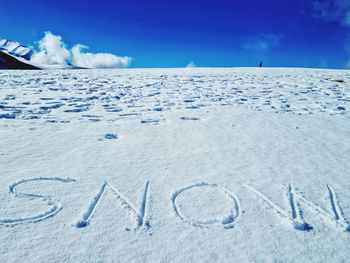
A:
1,68,350,262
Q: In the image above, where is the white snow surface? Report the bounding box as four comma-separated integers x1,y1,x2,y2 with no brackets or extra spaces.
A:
1,67,350,262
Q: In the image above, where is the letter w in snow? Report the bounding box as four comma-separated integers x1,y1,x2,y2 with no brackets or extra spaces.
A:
244,183,350,232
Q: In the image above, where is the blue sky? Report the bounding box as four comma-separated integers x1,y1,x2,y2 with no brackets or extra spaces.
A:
0,0,349,68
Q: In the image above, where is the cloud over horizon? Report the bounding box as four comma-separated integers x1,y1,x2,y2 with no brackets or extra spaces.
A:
312,0,350,27
31,32,131,69
241,33,282,52
185,61,196,68
311,0,350,68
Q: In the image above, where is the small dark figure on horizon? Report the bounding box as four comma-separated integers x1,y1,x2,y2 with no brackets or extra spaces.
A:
259,61,263,67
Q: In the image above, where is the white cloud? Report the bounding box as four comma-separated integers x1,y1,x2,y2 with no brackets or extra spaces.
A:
312,0,350,27
31,32,131,68
71,45,131,69
185,61,196,68
31,32,70,65
344,57,350,68
242,33,282,52
311,1,350,68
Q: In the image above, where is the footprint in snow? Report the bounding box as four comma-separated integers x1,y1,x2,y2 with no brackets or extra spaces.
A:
140,119,161,124
104,133,118,140
180,117,201,121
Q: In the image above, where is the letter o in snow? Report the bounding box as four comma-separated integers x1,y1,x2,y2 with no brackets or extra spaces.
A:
172,182,241,228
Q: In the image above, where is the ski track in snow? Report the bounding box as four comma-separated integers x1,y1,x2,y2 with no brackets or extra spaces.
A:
75,180,108,228
0,68,349,122
326,184,350,230
288,183,312,231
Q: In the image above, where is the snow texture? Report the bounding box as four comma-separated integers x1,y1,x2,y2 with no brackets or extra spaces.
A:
1,68,350,262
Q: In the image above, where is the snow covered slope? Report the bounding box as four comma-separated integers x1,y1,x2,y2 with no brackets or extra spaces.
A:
0,68,350,262
0,51,39,70
0,38,33,60
0,38,39,70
